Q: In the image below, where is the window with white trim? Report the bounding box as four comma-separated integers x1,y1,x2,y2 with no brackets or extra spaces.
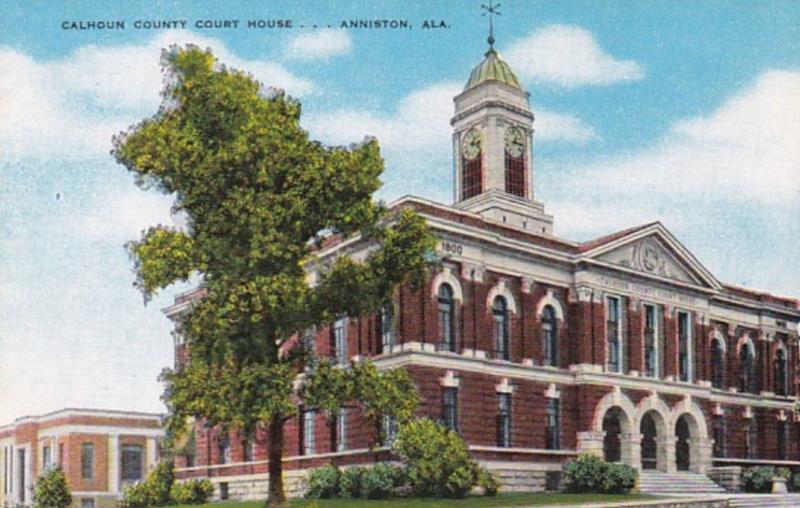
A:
541,306,558,367
121,444,144,481
711,336,726,389
493,296,510,361
337,409,348,451
643,304,658,377
382,415,399,446
380,305,395,353
81,443,94,480
333,318,348,365
677,311,692,382
442,387,458,432
302,410,316,455
545,398,560,450
497,393,512,447
606,296,622,373
438,284,455,351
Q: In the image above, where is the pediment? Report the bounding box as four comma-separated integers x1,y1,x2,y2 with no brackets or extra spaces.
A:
598,237,699,284
581,224,722,291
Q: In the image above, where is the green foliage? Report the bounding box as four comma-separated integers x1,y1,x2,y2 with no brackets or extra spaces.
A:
121,462,175,507
359,464,408,499
300,359,419,439
33,467,72,508
792,473,800,492
114,45,435,504
776,467,791,480
304,464,408,500
170,479,214,505
478,469,500,497
392,418,490,498
562,455,637,494
305,465,342,499
743,466,779,493
338,467,367,498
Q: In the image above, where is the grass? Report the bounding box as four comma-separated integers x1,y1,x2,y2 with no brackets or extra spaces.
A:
174,493,658,508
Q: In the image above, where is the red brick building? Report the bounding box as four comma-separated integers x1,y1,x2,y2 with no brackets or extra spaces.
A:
167,47,800,497
0,409,163,508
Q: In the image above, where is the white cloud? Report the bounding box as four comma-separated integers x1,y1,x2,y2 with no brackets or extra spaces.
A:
504,25,644,88
543,69,800,294
0,31,313,161
81,189,178,242
536,110,598,143
288,29,352,61
306,82,598,149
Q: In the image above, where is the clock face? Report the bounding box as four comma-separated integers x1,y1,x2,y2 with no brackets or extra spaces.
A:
462,128,481,160
505,126,526,157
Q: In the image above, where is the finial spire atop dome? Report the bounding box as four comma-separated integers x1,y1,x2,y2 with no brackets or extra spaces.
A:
481,1,501,50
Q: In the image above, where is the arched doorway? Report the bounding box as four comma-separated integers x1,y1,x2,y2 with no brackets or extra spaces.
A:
676,415,692,471
603,407,626,462
640,412,658,469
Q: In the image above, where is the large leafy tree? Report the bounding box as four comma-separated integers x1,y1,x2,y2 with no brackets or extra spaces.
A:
113,46,435,506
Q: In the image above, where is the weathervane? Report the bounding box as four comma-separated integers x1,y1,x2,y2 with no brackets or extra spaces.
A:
481,1,501,49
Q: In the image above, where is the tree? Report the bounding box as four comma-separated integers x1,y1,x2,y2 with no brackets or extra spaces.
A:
113,46,436,506
34,467,72,508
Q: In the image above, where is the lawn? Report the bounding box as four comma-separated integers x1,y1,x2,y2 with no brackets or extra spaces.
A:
174,493,658,508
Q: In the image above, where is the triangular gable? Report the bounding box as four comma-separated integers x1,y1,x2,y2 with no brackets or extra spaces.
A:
579,223,723,291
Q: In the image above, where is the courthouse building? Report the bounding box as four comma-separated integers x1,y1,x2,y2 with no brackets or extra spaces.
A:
0,409,163,508
168,45,800,496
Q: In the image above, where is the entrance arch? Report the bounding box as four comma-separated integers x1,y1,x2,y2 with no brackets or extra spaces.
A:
640,411,665,470
603,407,627,462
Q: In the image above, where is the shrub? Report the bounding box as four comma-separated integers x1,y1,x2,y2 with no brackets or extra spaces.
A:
34,467,72,508
792,473,800,492
776,467,791,480
743,466,777,493
170,479,214,505
392,418,488,498
562,455,637,494
359,464,406,499
478,469,500,497
121,461,177,507
339,466,367,498
304,465,341,499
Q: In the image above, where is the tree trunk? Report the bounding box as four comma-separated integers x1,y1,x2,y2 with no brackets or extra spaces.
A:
266,414,286,506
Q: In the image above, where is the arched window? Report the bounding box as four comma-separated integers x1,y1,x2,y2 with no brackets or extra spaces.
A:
740,341,756,393
438,284,455,352
541,306,558,367
493,296,510,361
775,346,788,396
710,337,725,389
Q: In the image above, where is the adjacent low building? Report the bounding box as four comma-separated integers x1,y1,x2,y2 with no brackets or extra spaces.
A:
0,408,164,508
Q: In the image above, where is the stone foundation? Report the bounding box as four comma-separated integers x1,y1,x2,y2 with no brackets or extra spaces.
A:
708,465,742,492
210,470,308,501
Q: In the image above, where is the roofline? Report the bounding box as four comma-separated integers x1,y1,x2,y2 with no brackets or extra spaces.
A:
1,407,163,430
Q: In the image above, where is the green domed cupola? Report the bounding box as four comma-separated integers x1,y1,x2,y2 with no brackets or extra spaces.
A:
464,48,522,91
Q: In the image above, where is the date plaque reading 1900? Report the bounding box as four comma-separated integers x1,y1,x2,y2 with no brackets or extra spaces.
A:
441,240,464,256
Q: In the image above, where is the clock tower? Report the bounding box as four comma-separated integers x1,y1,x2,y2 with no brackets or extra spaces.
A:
451,43,554,235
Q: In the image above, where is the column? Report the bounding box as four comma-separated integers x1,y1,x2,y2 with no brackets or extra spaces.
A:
659,436,677,473
577,431,606,458
146,437,158,473
688,438,713,475
108,435,120,495
623,432,643,470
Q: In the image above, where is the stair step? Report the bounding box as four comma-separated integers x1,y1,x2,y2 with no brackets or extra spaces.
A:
637,471,727,495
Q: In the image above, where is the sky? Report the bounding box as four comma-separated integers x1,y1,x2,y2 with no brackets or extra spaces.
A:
1,0,798,423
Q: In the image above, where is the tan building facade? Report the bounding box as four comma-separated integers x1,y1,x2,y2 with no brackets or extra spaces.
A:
0,409,163,508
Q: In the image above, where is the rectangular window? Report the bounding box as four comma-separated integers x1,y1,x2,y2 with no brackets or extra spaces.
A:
121,444,144,481
546,398,561,450
58,443,64,466
746,420,758,460
333,318,348,365
382,415,398,446
381,305,395,353
644,304,658,377
42,445,51,469
606,296,621,373
497,393,512,447
713,414,726,458
303,410,316,455
243,438,254,463
337,409,347,452
218,435,230,465
677,311,692,382
81,443,94,480
442,388,459,432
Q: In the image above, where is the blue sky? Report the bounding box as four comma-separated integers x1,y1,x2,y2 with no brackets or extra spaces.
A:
1,0,798,421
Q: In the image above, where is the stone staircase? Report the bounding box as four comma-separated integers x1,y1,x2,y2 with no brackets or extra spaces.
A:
728,494,800,507
638,470,727,495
